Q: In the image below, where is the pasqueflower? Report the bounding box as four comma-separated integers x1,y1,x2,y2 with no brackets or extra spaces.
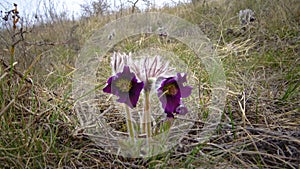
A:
103,66,144,108
157,73,192,118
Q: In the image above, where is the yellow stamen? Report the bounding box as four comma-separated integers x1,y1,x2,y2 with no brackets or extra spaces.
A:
116,78,132,92
163,83,178,96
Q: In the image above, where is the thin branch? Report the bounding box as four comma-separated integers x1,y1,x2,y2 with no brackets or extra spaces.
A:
128,0,139,13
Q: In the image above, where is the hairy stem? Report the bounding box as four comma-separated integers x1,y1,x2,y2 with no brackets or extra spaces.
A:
125,105,135,140
144,91,151,141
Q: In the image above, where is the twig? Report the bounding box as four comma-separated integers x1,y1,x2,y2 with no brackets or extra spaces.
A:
238,91,252,127
128,0,139,13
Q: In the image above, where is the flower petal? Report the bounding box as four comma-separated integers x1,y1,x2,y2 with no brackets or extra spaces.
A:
180,86,192,98
176,73,192,98
122,65,131,75
103,76,114,93
116,94,131,107
176,104,188,115
129,80,144,108
159,93,180,113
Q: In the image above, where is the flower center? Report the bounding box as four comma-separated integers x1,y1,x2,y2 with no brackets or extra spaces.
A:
164,83,178,96
116,78,132,92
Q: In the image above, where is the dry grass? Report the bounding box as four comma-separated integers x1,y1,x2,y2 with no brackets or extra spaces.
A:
1,0,299,168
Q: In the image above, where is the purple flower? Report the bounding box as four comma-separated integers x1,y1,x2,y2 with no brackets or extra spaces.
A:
157,73,192,118
103,66,144,108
